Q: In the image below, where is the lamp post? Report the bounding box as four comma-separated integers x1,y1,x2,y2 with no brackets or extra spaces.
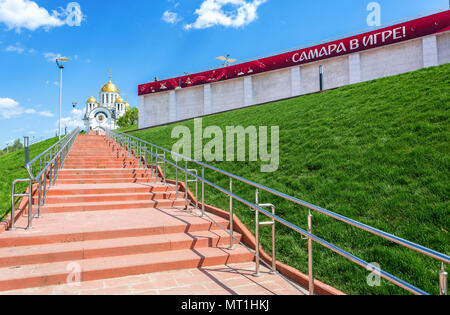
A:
216,54,236,67
319,65,324,92
55,58,71,140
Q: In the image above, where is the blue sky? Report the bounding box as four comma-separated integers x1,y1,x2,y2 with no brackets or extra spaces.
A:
0,0,447,148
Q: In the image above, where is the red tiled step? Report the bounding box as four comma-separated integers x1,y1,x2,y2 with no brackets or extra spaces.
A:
57,173,156,180
64,158,137,163
34,192,184,204
59,168,154,175
63,162,138,167
39,199,186,213
0,230,241,268
0,246,253,292
0,208,230,248
45,183,175,196
55,178,160,184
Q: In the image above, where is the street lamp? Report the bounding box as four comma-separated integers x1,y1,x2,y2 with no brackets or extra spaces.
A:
216,54,236,67
56,57,71,140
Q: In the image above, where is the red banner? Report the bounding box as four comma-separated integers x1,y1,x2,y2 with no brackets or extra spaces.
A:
139,10,450,96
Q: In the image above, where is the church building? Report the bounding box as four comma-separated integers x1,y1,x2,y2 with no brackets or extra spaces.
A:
83,73,130,131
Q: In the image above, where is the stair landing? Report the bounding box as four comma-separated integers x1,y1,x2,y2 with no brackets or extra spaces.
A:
0,262,304,295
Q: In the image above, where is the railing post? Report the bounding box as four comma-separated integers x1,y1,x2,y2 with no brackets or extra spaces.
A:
49,161,53,188
163,153,166,185
37,174,42,218
150,147,154,180
229,178,235,250
254,189,262,277
184,160,188,210
24,136,29,165
440,263,448,295
201,167,205,217
270,205,276,274
10,181,16,230
308,210,314,295
175,159,179,198
26,180,32,230
43,169,47,205
154,148,158,184
195,170,198,209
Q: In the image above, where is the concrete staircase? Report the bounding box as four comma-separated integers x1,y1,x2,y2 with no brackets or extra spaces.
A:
0,134,253,292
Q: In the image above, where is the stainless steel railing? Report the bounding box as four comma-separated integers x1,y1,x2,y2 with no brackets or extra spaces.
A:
10,128,80,230
105,128,449,295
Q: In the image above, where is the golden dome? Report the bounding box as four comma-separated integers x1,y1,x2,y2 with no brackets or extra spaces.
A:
115,96,124,103
87,96,97,103
101,79,120,93
125,102,130,108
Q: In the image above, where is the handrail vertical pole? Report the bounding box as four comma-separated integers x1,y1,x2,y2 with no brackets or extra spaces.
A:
26,180,32,229
184,160,188,210
254,188,261,277
229,178,235,250
154,148,158,183
176,159,179,198
440,263,448,295
195,170,198,208
163,153,166,185
37,175,42,218
10,182,15,230
308,210,314,295
201,167,205,217
150,147,154,180
271,205,276,274
49,161,53,188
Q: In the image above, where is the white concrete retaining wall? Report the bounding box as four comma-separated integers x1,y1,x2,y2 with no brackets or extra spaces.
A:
139,31,449,129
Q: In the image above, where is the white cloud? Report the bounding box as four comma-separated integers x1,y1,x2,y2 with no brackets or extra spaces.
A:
58,108,84,129
0,0,84,32
5,43,24,54
162,10,180,24
185,0,266,30
0,97,22,118
0,97,54,119
39,111,53,117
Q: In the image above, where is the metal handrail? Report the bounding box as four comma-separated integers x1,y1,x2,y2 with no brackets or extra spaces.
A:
10,128,80,230
26,128,79,181
105,129,448,295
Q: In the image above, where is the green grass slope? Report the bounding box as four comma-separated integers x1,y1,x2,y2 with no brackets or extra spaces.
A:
127,64,449,294
0,137,59,221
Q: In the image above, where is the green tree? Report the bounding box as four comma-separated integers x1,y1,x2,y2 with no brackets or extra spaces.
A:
117,107,138,128
11,139,23,151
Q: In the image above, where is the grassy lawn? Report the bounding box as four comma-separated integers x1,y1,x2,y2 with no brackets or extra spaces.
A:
117,124,138,133
0,137,59,221
126,64,449,294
